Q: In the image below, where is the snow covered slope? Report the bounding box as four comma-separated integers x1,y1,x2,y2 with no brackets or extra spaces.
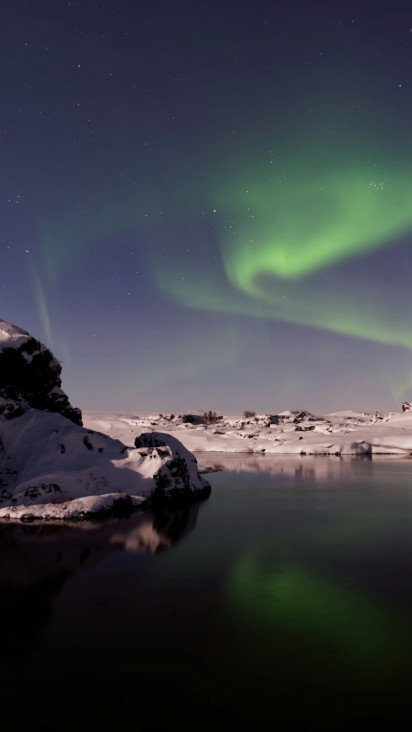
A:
0,321,210,520
83,408,412,457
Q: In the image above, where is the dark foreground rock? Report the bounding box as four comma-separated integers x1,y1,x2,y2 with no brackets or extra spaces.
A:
0,319,82,424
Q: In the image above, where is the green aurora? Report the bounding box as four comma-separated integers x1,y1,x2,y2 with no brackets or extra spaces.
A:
157,266,412,348
156,145,412,350
37,126,412,358
219,155,412,284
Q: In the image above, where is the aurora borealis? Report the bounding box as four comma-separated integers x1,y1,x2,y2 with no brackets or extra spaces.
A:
2,1,412,411
156,138,412,349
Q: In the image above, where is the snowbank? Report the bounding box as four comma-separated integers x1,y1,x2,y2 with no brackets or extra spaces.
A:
0,320,210,520
0,410,210,520
83,409,412,457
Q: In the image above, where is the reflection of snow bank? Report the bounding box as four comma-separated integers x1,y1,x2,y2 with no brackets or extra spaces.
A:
0,501,204,668
195,452,409,484
84,409,412,457
0,501,203,590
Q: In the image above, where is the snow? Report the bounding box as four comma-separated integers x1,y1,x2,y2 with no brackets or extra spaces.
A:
83,408,412,458
0,320,31,349
4,403,412,523
0,319,211,522
0,409,209,521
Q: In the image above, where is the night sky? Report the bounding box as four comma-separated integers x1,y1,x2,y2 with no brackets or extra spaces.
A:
2,0,412,413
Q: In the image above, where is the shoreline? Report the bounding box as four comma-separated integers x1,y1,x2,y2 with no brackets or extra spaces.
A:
83,409,412,458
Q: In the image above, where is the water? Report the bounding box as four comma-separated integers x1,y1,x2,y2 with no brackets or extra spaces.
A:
2,455,412,730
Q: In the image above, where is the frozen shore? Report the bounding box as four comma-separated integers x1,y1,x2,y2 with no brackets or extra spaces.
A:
83,409,412,457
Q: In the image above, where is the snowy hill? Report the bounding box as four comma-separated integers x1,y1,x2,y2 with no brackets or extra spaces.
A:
0,321,210,521
83,408,412,457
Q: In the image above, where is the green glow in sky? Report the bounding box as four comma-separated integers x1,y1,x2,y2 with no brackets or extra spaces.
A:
39,121,412,357
219,155,412,290
32,270,54,348
39,178,162,279
156,266,412,349
156,145,412,350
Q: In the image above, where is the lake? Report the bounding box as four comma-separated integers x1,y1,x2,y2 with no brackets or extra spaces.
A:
2,455,412,730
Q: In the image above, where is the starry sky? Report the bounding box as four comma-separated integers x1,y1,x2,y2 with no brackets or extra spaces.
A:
2,0,412,414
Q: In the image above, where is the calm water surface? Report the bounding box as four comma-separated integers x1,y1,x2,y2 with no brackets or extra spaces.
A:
2,455,412,730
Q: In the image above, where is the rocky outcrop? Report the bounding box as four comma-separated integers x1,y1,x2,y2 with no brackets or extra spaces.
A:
402,402,412,412
0,320,210,520
135,432,211,502
0,320,81,425
181,413,204,425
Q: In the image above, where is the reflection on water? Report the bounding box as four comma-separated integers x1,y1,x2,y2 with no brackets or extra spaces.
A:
0,502,204,671
196,451,381,480
227,554,412,684
3,459,412,730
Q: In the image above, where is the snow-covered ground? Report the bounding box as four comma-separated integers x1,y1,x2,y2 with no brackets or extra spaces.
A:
0,319,210,521
0,410,210,521
83,408,412,458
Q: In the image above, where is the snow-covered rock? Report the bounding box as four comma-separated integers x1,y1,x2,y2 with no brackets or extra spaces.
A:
134,432,209,501
0,319,81,424
0,321,210,520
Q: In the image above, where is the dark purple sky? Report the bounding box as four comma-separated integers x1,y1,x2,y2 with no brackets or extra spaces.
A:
2,0,412,413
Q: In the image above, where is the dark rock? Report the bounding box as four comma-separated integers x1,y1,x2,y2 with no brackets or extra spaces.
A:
181,413,204,425
293,411,311,424
0,320,82,425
